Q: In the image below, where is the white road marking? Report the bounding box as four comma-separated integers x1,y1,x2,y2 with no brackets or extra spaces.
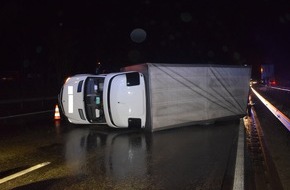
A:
233,120,244,190
0,162,50,184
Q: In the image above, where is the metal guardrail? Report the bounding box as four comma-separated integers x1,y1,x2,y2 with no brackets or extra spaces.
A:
0,96,57,119
244,108,284,189
269,86,290,92
0,96,57,104
251,87,290,131
0,110,54,120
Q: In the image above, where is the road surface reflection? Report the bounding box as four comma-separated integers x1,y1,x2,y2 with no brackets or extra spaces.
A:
65,128,150,180
64,121,239,189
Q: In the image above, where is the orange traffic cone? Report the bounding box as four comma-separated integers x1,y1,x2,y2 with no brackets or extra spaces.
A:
54,104,61,120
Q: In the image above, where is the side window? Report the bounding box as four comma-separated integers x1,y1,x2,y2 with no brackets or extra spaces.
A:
77,80,84,92
126,72,140,86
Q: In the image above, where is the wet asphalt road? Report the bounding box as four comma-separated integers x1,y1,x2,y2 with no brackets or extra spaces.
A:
0,116,240,190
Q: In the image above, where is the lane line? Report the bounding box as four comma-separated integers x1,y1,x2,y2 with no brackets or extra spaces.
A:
0,162,50,184
233,119,244,190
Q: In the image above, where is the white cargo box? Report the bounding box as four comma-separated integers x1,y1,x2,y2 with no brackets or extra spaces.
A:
122,63,251,131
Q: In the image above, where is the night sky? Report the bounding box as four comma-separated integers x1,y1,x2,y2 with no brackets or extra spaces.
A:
1,0,290,81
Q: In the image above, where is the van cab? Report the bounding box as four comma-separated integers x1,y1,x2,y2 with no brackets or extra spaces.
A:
59,72,146,128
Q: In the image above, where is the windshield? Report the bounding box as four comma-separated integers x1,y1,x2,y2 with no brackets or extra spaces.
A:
84,77,106,123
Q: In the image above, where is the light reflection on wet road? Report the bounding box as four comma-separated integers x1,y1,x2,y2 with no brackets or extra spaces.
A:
0,117,240,189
